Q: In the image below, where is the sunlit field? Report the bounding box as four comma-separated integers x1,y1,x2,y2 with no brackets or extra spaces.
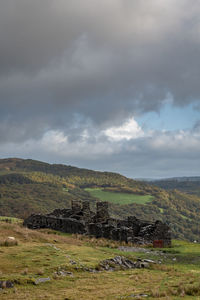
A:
85,188,153,205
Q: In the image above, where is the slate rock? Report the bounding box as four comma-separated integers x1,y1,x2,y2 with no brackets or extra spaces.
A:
34,277,51,285
56,271,73,277
135,261,149,268
143,259,156,264
0,281,14,289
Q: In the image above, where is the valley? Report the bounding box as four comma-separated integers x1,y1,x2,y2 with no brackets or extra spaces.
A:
0,158,200,241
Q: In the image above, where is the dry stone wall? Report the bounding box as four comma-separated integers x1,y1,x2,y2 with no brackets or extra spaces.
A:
24,200,171,246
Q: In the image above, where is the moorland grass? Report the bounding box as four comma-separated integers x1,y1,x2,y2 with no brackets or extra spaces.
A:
85,188,153,205
1,221,200,299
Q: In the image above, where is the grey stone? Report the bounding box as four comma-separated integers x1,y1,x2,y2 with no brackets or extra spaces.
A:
0,281,14,289
129,294,148,298
143,259,156,264
24,200,171,246
118,246,150,253
135,261,149,268
56,271,73,277
34,277,51,285
97,256,150,271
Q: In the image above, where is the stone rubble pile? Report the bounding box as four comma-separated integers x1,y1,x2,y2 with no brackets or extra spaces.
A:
98,256,152,271
24,200,171,246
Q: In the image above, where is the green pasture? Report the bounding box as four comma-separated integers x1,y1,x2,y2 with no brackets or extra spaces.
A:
85,188,153,205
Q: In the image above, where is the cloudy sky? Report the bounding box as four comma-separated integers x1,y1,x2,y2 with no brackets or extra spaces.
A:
1,0,200,178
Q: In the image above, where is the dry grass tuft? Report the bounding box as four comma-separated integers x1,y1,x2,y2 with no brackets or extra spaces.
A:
151,264,173,272
73,234,139,248
183,282,200,296
151,287,174,298
35,268,45,275
21,268,29,275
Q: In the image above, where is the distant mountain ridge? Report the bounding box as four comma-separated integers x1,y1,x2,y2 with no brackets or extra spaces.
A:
0,158,200,241
152,176,200,182
147,177,200,197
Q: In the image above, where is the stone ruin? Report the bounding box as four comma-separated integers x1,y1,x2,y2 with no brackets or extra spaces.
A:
23,200,171,246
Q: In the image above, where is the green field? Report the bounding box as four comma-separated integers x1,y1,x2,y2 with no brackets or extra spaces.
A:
85,188,153,205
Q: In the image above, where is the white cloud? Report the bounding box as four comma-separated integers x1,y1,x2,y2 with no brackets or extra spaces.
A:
103,118,144,141
1,120,200,177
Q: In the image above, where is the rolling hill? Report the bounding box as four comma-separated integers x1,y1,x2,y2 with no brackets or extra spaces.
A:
0,158,200,241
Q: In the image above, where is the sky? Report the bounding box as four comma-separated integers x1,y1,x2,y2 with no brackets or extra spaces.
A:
0,0,200,178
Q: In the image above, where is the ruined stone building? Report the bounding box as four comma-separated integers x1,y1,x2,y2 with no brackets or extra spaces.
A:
24,200,171,246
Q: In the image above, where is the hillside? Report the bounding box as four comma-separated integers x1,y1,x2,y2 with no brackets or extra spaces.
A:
1,219,200,299
0,158,200,241
148,177,200,197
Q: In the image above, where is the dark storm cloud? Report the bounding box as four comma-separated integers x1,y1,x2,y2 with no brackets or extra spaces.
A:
1,0,200,178
0,0,200,142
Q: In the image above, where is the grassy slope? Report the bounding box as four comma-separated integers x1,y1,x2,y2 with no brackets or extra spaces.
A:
85,188,153,205
1,220,200,299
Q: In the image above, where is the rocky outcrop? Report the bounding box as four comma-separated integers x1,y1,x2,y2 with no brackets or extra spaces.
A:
24,200,171,246
97,256,151,271
0,281,14,289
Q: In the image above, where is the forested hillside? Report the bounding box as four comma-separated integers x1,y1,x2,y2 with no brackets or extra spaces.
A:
0,158,200,241
148,177,200,197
